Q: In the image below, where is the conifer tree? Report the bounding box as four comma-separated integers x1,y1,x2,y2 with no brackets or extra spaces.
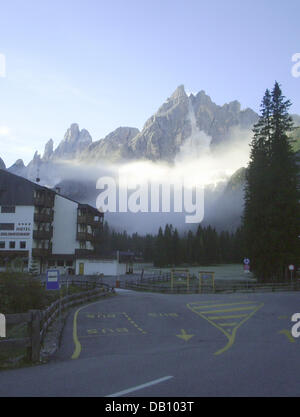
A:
243,82,300,281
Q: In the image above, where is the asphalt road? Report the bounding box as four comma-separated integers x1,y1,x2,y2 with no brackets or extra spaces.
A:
0,289,300,396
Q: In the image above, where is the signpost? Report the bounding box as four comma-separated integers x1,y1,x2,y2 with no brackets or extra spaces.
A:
289,264,295,283
46,269,60,290
46,269,61,324
243,258,250,273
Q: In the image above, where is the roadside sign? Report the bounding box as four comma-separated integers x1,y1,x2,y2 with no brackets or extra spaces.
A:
289,265,295,271
46,269,60,290
243,258,250,265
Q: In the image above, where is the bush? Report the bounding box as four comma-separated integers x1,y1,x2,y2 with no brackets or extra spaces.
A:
0,273,94,314
0,272,46,314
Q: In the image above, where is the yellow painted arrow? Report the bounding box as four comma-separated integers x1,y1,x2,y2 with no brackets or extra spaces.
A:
176,329,194,342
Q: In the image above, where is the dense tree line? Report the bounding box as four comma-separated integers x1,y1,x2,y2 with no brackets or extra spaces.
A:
243,82,300,281
95,222,245,267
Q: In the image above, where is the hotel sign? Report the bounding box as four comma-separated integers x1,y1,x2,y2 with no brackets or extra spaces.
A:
0,222,32,238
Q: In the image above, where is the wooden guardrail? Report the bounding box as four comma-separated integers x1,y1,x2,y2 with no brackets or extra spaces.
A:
0,281,113,363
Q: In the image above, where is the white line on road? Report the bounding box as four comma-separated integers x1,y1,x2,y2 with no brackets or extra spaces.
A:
106,376,174,397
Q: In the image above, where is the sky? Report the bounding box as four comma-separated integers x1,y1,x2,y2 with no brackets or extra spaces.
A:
0,0,299,166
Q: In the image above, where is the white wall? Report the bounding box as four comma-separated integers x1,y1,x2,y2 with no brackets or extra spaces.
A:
0,205,34,250
0,205,34,271
52,195,78,254
0,206,34,271
76,259,126,276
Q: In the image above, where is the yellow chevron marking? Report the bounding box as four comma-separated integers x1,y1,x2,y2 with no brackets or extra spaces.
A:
187,300,264,355
193,301,256,310
209,314,249,320
199,305,258,315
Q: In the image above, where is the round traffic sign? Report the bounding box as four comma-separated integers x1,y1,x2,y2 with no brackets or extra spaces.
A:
289,265,295,271
243,258,250,265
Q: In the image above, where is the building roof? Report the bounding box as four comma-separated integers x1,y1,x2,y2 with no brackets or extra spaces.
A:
0,168,54,206
0,169,103,216
78,203,103,216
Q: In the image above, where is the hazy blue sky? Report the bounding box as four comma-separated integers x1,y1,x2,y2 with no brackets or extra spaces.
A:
0,0,299,166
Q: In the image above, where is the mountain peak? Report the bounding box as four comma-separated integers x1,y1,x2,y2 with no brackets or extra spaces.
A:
64,123,80,143
170,85,187,99
7,159,27,176
43,139,54,160
13,159,25,167
53,124,92,159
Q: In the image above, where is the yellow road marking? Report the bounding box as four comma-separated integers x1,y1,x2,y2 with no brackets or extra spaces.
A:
71,300,103,360
86,312,118,319
189,300,222,305
87,329,98,334
279,329,295,343
199,305,258,315
187,301,264,355
209,314,249,320
148,312,179,317
122,312,147,334
193,301,257,310
176,329,194,342
218,322,238,327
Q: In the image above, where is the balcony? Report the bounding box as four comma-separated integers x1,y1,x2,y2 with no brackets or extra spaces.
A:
33,228,53,240
34,195,55,208
77,215,103,227
34,211,54,223
76,232,95,242
32,248,52,258
75,249,95,257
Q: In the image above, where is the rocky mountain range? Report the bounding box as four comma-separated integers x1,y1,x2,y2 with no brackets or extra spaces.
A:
1,85,299,232
80,85,259,163
5,85,261,175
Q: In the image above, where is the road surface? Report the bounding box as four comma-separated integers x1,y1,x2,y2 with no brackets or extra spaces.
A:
0,289,300,396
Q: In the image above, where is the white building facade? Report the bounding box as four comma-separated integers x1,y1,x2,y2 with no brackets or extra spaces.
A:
0,169,129,276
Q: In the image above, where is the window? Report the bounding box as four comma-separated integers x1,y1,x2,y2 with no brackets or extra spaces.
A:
20,241,26,249
48,260,55,267
9,241,15,249
0,223,14,230
1,206,15,213
66,260,73,267
0,242,5,249
57,260,64,267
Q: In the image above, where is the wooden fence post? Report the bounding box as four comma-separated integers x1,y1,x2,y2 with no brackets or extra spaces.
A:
29,310,41,362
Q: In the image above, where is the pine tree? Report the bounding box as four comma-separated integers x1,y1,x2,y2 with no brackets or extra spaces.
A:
154,227,165,267
172,228,181,266
267,82,300,279
243,89,272,279
243,82,300,281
